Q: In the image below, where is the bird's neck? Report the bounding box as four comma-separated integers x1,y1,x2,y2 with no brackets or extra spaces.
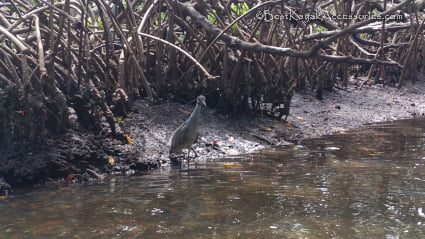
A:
188,102,202,124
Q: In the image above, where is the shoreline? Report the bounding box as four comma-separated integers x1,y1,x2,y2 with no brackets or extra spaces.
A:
125,78,425,165
1,79,424,190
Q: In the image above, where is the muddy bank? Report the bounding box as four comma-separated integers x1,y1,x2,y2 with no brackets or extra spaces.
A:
110,77,425,175
118,78,425,168
288,78,425,139
1,78,425,190
0,129,161,190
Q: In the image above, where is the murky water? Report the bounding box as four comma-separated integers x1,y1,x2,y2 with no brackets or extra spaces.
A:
3,119,425,238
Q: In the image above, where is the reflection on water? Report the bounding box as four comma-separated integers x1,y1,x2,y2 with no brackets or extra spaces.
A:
2,119,425,238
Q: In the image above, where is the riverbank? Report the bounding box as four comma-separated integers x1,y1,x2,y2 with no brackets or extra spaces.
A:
130,78,425,165
1,78,424,191
288,78,425,139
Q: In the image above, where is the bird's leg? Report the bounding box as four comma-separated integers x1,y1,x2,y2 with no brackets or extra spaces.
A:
178,157,182,172
191,147,199,168
191,147,198,157
187,149,191,170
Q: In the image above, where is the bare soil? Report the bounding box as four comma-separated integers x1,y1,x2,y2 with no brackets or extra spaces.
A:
288,78,425,139
121,77,425,168
1,78,425,190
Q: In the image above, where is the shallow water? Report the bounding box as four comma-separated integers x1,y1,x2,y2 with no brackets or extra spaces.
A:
2,119,425,238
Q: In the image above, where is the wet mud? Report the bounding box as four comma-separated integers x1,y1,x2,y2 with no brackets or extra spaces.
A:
1,78,425,190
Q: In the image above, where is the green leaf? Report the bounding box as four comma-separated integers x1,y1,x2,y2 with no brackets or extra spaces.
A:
316,25,326,32
207,9,217,24
96,16,104,30
230,2,249,16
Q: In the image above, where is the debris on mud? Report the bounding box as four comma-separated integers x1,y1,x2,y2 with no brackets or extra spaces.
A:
1,79,425,189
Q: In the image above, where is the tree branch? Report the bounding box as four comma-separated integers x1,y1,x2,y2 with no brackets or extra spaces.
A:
179,1,403,66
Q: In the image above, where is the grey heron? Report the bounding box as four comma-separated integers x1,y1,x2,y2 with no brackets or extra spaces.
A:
169,95,206,168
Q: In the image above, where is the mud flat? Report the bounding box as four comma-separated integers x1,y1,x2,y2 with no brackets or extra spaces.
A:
1,79,424,189
127,78,425,165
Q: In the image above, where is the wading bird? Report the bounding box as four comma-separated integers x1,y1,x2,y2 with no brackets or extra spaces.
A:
169,95,206,169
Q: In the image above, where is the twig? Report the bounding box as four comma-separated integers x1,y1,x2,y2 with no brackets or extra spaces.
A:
32,15,47,77
0,26,29,53
250,133,274,145
137,32,217,79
